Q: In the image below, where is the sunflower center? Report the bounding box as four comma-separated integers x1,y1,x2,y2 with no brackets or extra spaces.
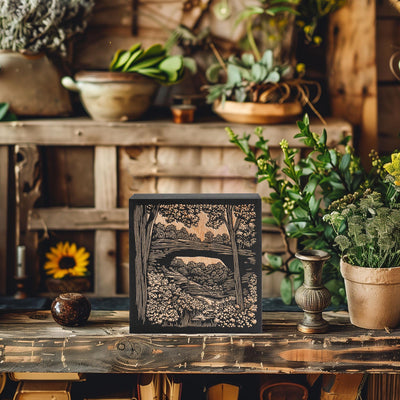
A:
59,256,76,270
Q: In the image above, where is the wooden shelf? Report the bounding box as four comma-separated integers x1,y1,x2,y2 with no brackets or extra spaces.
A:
0,117,351,147
0,310,399,374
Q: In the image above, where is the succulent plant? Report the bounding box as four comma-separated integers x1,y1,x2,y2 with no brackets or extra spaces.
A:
109,43,194,85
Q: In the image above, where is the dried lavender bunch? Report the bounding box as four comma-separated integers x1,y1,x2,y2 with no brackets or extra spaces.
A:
0,0,94,55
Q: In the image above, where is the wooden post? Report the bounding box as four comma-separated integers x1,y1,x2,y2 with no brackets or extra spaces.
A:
14,145,41,292
327,0,378,167
0,146,8,295
94,146,117,296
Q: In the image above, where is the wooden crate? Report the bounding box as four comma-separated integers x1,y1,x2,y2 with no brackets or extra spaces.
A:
0,118,350,297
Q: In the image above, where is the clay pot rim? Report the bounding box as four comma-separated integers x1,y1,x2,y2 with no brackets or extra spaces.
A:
74,70,156,84
340,258,400,284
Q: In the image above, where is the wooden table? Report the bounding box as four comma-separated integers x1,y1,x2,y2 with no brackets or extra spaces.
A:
0,309,398,374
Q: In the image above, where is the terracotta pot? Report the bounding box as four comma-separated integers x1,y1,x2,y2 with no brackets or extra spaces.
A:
61,71,159,121
213,100,302,124
0,50,72,116
340,259,400,329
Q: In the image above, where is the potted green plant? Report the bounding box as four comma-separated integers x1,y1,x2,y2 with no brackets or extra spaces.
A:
203,0,345,124
204,49,322,124
228,115,400,329
324,161,400,329
0,0,95,116
62,43,195,121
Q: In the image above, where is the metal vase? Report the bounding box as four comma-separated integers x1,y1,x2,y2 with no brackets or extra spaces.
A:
295,249,331,333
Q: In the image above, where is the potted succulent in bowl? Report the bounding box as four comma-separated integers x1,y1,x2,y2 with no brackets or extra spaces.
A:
324,159,400,330
62,43,193,121
0,0,95,116
204,49,322,124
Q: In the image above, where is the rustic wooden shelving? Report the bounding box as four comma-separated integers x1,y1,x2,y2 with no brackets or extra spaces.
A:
0,309,398,374
0,117,352,298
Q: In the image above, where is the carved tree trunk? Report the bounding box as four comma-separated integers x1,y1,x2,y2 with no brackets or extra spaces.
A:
226,205,243,309
134,204,159,322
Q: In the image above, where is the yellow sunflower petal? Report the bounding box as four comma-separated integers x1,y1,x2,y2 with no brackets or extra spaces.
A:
62,242,70,256
74,247,87,259
56,242,64,253
75,253,90,264
68,242,77,257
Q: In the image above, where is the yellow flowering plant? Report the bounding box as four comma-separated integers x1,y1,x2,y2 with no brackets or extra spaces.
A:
44,241,90,280
235,0,346,60
228,114,399,305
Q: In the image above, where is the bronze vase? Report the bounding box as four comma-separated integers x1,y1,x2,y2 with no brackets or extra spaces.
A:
294,249,331,333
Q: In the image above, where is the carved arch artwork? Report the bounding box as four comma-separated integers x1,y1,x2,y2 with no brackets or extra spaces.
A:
129,193,262,333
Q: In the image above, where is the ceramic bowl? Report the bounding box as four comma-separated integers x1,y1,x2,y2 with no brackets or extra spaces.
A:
62,71,159,122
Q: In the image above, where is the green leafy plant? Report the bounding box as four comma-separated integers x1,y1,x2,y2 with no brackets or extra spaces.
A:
226,114,373,305
324,156,400,268
236,0,346,57
0,0,94,56
0,103,17,121
109,43,196,85
205,49,322,120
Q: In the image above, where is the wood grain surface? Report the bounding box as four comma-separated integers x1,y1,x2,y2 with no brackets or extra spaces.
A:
0,310,400,374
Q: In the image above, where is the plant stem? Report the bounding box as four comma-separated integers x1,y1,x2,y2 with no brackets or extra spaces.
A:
246,19,261,61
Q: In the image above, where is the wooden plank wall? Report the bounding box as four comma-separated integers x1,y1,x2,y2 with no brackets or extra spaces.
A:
376,0,400,154
0,119,348,297
73,0,246,71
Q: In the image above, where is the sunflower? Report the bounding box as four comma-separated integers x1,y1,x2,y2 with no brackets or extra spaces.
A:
44,241,90,279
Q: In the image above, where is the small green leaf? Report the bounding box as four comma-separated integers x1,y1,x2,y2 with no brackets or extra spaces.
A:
128,43,142,53
267,254,283,269
127,54,164,71
265,71,280,83
109,49,129,71
339,153,351,173
261,50,273,69
319,129,327,146
289,258,303,273
293,274,303,291
226,64,242,85
262,216,278,226
280,276,293,305
0,103,10,120
309,195,321,218
241,53,255,67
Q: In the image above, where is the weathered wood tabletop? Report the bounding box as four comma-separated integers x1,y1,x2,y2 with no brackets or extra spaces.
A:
0,310,399,374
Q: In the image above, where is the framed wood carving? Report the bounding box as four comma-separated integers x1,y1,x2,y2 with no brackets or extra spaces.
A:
129,193,262,333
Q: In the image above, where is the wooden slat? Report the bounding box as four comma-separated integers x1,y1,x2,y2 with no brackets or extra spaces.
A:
377,0,400,17
28,207,284,233
0,146,8,295
125,153,256,178
378,85,400,153
43,147,94,207
376,19,400,82
28,208,128,230
1,310,400,373
0,118,351,147
94,146,117,296
155,146,202,192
